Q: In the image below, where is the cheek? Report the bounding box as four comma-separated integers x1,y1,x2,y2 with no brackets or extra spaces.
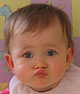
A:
14,64,31,81
13,58,31,74
54,63,65,73
50,62,65,78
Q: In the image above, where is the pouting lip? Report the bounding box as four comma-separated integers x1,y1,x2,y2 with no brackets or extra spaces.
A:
34,69,48,77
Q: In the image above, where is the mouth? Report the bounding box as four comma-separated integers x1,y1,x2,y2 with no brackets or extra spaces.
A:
34,69,48,78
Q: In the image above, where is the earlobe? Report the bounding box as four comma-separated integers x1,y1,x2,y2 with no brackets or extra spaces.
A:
5,53,15,73
65,48,75,70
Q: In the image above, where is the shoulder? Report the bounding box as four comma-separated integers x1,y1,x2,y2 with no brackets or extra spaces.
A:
64,64,80,82
66,64,80,76
61,64,80,93
0,88,9,94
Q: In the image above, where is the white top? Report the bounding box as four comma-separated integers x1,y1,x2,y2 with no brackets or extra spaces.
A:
9,64,80,94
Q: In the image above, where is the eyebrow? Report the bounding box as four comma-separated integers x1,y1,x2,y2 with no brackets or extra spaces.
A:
19,43,59,51
19,45,34,50
43,44,59,50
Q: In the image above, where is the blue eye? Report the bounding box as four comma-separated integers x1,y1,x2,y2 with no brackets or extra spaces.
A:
23,52,33,58
46,50,56,56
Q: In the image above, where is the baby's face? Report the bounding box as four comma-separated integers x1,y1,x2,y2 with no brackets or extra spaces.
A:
5,20,73,92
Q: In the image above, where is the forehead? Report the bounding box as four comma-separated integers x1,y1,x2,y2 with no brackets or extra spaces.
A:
13,13,63,37
14,17,62,36
13,19,67,49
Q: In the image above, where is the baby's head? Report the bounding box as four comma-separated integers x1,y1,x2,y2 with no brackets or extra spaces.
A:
4,4,75,92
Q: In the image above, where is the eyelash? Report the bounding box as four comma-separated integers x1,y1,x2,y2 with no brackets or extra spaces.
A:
23,49,57,58
23,51,33,58
46,49,57,56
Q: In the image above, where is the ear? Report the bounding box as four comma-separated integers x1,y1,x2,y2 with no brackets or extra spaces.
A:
5,53,15,73
65,48,75,70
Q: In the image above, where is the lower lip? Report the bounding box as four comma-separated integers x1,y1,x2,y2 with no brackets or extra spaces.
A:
35,73,48,78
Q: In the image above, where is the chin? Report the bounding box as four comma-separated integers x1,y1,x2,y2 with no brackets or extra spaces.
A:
30,86,53,92
30,80,60,92
29,84,55,92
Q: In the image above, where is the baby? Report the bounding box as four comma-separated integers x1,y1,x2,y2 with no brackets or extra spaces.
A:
1,3,80,94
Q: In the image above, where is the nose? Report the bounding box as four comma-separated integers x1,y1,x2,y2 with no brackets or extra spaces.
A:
34,58,48,69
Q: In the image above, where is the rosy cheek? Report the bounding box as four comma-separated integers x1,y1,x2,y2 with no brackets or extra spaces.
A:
51,63,65,76
56,64,64,72
14,64,30,76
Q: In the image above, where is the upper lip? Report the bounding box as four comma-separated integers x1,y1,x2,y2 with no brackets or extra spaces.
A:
34,69,48,76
